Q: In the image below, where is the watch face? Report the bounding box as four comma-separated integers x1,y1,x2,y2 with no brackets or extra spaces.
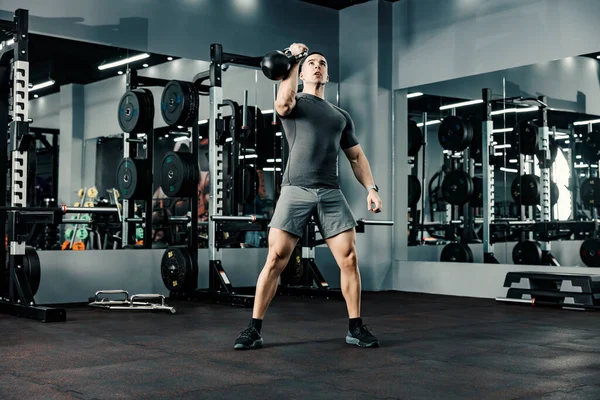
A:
373,185,379,192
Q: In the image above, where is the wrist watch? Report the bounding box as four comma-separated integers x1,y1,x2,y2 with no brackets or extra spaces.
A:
366,184,379,193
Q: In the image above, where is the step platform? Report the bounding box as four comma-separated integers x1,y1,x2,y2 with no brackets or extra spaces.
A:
496,271,600,310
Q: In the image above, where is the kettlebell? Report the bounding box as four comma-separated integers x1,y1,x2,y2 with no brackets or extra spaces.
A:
261,48,308,81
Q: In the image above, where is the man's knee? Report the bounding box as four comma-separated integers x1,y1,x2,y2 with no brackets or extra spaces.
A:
338,247,358,272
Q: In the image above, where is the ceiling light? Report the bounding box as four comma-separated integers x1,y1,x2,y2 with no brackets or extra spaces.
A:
261,109,274,114
167,57,173,61
198,119,208,125
143,63,149,68
492,128,513,133
499,167,519,173
491,106,539,116
174,136,190,142
407,92,423,99
495,144,511,149
30,79,55,92
416,120,441,127
439,99,483,110
118,71,124,75
263,167,282,172
98,53,150,70
573,118,600,126
33,94,39,98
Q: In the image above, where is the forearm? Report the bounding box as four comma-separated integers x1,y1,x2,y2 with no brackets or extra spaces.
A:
275,64,300,110
350,153,375,189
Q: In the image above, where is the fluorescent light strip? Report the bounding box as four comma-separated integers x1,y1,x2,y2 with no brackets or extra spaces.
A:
30,80,55,92
499,167,519,173
575,163,590,169
509,159,518,163
225,137,233,142
261,109,274,114
239,154,258,159
198,119,208,125
416,120,441,127
554,134,570,140
439,99,483,111
267,158,282,163
98,53,150,70
276,132,282,137
491,106,539,116
263,167,282,172
573,119,600,126
407,92,423,99
493,128,513,133
495,144,511,149
173,136,190,142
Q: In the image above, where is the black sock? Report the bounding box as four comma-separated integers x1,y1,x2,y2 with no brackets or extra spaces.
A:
349,317,363,332
251,318,263,333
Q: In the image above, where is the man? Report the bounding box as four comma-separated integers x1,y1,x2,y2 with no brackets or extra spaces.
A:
234,43,383,350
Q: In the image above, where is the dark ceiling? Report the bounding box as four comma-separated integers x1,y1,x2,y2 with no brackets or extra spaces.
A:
298,0,400,10
5,33,176,99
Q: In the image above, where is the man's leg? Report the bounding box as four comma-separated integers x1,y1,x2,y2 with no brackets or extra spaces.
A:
324,228,361,318
252,228,299,319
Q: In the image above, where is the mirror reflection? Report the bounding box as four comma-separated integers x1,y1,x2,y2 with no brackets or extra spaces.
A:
26,34,339,251
403,52,600,267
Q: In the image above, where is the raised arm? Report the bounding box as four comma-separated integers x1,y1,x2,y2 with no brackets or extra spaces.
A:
275,43,308,117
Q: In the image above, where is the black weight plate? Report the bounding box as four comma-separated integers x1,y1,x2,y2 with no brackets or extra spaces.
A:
161,247,191,291
160,151,199,198
512,240,542,265
234,165,259,205
117,89,154,133
550,181,559,207
470,176,483,207
116,157,149,200
161,80,199,127
25,246,41,297
408,120,422,157
582,130,600,163
438,116,471,152
463,118,474,153
441,170,474,206
511,174,539,206
514,120,538,155
580,238,600,268
580,178,600,207
440,242,473,263
408,175,421,207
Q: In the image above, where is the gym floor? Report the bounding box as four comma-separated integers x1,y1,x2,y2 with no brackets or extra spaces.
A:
1,291,599,400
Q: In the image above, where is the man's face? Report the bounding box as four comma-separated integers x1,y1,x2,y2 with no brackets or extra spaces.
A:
300,54,329,85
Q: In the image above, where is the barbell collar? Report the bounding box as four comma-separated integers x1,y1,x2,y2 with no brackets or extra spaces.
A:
211,215,263,223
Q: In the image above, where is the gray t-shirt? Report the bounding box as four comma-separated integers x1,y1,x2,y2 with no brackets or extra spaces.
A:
277,93,359,189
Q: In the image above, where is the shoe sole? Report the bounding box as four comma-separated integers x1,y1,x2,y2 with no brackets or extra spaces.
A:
346,336,380,348
234,338,264,350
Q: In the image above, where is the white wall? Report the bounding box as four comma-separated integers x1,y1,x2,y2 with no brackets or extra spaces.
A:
393,0,600,89
30,92,60,129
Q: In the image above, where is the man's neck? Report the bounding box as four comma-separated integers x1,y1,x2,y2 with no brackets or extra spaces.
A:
302,83,326,99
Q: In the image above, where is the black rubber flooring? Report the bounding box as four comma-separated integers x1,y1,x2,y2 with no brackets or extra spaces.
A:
2,291,600,399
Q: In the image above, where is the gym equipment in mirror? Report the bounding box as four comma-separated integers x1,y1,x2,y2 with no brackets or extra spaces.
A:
401,50,600,269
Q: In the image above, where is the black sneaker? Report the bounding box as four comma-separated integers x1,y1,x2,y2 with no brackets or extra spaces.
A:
346,324,380,348
234,326,263,350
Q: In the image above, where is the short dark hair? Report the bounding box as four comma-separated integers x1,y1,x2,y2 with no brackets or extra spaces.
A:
299,51,327,72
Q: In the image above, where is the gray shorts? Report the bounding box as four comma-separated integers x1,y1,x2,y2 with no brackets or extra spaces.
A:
268,185,357,239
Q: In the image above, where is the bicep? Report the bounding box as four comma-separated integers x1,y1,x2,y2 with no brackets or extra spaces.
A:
343,144,362,163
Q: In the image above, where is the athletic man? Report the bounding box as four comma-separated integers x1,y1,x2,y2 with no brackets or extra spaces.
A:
234,43,383,349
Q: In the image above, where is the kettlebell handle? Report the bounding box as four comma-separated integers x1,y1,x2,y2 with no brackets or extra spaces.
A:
282,47,308,63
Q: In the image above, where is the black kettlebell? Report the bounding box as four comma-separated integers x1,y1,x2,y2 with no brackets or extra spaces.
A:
261,48,308,81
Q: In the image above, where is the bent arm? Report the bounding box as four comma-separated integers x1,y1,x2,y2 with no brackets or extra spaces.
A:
275,64,300,117
343,144,375,190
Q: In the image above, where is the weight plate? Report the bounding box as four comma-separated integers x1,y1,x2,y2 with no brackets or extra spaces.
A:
438,116,472,152
582,130,600,163
65,228,74,240
580,178,600,207
161,80,199,127
550,181,559,207
440,242,473,263
469,121,483,163
234,165,259,205
136,226,144,240
160,151,199,198
580,238,600,268
161,247,192,291
76,228,89,241
441,170,474,206
116,157,150,200
117,89,154,133
512,240,542,265
470,176,483,207
408,175,421,207
2,246,42,297
514,120,538,155
511,174,539,206
408,120,422,157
